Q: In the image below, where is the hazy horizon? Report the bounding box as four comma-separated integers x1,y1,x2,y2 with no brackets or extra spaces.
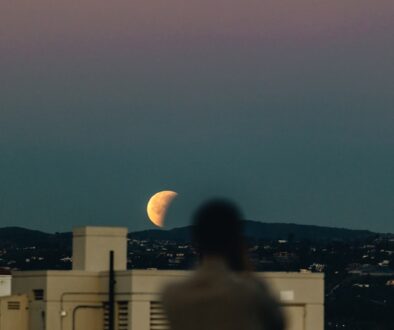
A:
0,218,389,235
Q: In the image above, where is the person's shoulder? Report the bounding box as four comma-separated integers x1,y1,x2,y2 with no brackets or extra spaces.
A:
236,272,269,290
162,280,185,297
162,276,194,306
236,272,280,302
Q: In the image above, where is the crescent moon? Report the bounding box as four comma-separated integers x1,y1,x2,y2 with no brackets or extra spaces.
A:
147,191,178,228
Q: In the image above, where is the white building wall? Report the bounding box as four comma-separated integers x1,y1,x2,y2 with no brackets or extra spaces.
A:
11,270,324,330
0,275,11,297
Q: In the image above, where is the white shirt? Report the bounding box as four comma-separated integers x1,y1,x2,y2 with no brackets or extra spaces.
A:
162,257,285,330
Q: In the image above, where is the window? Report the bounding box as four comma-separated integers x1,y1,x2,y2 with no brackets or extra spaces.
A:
33,289,44,300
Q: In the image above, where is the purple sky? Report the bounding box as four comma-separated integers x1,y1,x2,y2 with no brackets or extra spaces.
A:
1,1,393,232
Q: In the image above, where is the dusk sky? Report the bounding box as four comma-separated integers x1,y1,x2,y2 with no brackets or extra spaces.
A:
1,1,393,233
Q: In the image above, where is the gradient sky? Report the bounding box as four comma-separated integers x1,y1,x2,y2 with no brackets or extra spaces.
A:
1,0,393,233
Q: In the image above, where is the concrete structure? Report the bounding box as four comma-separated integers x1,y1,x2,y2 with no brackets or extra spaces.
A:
72,227,128,271
0,269,12,297
9,226,324,330
0,294,29,330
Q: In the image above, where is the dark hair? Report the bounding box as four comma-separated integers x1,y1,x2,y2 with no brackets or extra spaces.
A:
192,199,247,271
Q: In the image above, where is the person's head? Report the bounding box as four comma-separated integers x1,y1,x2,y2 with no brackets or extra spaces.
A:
192,198,247,271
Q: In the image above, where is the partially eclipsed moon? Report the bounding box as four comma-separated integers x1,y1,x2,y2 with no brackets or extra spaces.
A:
147,191,178,228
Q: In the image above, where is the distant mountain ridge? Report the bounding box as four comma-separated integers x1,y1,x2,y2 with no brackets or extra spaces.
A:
0,221,378,247
130,220,376,242
0,227,71,247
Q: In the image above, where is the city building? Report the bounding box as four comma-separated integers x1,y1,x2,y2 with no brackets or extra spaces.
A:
3,227,324,330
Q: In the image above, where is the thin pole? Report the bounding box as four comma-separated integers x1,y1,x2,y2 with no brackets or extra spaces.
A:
109,250,115,330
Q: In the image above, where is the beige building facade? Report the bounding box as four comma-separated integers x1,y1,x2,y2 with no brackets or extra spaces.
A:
0,294,29,330
0,271,12,297
7,227,324,330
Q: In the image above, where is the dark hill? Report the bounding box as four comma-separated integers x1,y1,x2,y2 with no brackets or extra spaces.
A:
0,222,377,247
243,220,374,241
0,227,71,248
129,227,191,241
130,220,375,242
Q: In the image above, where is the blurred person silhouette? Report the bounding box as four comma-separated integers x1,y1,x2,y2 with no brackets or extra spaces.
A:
162,199,286,330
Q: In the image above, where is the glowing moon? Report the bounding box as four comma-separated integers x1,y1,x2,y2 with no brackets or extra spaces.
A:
147,191,178,227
